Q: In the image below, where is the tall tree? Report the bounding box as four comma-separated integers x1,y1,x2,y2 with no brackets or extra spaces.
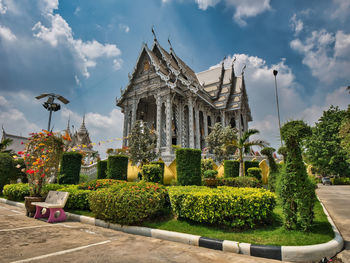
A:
305,105,349,176
128,120,158,166
235,129,268,177
205,123,237,163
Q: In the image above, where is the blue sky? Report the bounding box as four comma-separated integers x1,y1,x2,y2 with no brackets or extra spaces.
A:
0,0,349,156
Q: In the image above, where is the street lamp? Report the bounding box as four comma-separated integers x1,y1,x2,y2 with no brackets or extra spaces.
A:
35,93,69,131
273,70,283,147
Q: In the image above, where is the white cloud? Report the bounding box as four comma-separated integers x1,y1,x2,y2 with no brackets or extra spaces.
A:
118,23,130,33
290,29,350,83
290,14,303,36
195,0,220,10
74,6,80,16
0,95,40,136
32,2,122,78
0,0,7,14
0,25,16,41
113,58,123,71
331,0,350,20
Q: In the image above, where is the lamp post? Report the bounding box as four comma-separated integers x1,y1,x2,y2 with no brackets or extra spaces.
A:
35,93,69,131
273,70,283,147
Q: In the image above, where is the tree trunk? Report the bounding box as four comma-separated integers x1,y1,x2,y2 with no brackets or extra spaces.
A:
239,151,244,177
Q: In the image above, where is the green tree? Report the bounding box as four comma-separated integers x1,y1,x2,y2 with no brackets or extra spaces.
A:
278,120,315,231
261,147,277,173
0,138,14,154
205,123,237,163
128,120,158,166
278,146,287,161
305,106,349,176
340,105,350,165
235,129,268,177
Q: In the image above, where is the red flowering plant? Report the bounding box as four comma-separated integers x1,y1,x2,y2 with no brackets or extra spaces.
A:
18,130,64,197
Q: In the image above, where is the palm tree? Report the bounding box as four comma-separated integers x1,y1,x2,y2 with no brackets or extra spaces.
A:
0,138,14,154
235,129,268,177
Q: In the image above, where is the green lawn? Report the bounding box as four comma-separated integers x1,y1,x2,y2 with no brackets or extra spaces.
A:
143,200,334,246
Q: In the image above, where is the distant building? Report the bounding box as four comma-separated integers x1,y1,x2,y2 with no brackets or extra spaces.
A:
116,35,252,162
1,127,28,154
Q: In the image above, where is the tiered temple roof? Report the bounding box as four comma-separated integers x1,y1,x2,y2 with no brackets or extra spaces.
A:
1,127,28,153
117,39,252,122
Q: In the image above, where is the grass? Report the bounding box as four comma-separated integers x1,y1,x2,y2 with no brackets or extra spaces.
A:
66,209,95,217
143,200,334,246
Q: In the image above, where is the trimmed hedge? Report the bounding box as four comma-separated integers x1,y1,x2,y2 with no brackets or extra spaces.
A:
41,183,66,197
247,167,262,181
150,161,165,180
88,181,168,225
142,164,163,183
59,152,82,184
3,183,29,201
217,177,261,188
57,185,91,210
97,160,108,179
107,155,128,180
168,186,276,228
0,153,14,190
176,148,201,186
224,160,239,178
244,160,260,175
78,179,125,191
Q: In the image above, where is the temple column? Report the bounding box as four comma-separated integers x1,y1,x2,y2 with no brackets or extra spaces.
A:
195,106,200,149
188,97,195,148
131,99,138,128
203,110,208,147
178,101,183,147
122,107,129,147
221,111,226,127
165,94,172,153
156,96,162,152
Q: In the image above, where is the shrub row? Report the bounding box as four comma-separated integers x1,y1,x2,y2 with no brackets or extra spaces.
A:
247,167,262,181
168,186,276,228
331,177,350,185
88,181,168,225
224,160,260,178
2,183,29,201
78,179,126,190
217,176,261,188
0,153,16,191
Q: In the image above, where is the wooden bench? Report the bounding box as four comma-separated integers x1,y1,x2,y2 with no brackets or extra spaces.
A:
32,191,69,223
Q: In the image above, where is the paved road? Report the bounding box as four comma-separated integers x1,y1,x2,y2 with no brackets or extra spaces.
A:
0,203,281,263
317,184,350,262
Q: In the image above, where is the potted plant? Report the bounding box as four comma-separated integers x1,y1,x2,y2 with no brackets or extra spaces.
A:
203,169,218,188
18,130,63,216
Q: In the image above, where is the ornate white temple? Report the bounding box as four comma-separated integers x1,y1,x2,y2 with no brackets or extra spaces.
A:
116,36,252,161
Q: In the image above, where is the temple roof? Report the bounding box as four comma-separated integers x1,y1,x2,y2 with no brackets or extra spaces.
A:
117,39,252,121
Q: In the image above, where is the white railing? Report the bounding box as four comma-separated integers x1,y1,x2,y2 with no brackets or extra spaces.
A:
80,159,107,181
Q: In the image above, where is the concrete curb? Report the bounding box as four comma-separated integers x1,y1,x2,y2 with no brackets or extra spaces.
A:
0,197,344,262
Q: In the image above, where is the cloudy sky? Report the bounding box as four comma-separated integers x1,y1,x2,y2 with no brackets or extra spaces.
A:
0,0,349,156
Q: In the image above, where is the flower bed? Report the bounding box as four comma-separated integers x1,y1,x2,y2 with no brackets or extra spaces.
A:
168,186,276,228
78,179,126,190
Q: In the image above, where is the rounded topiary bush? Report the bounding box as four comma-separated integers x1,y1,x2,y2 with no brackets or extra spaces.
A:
201,159,214,177
3,183,29,201
58,152,82,184
97,160,108,179
0,153,14,190
244,160,260,175
176,148,201,186
142,164,163,183
247,167,262,181
88,181,168,225
224,160,239,178
107,155,128,180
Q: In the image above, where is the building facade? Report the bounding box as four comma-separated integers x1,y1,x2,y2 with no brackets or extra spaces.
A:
116,37,252,161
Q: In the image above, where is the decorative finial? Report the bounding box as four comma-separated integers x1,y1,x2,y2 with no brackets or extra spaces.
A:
151,26,157,41
231,57,236,67
222,56,226,67
168,36,173,50
241,64,246,75
83,114,85,125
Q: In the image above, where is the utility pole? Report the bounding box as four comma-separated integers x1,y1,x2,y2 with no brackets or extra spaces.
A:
273,70,283,147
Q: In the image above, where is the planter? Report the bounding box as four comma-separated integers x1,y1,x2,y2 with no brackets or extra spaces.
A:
24,196,45,217
204,178,218,188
